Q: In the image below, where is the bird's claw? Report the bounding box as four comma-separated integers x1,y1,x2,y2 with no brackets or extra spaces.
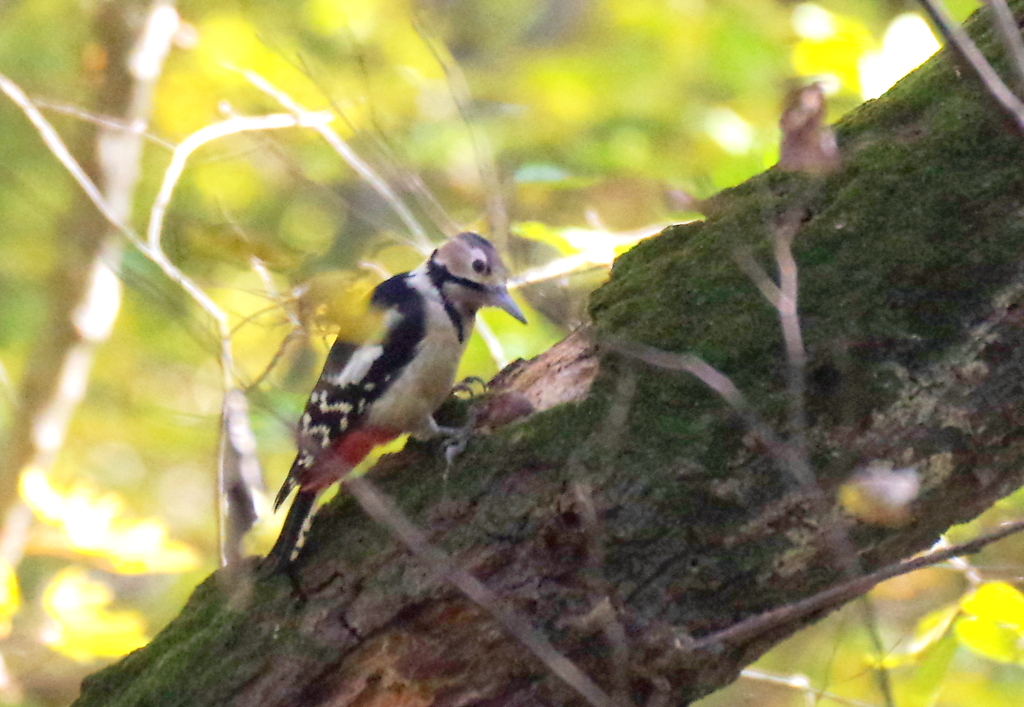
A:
436,409,477,469
444,433,469,468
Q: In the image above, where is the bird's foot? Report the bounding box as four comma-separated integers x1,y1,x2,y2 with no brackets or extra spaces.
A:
436,407,479,470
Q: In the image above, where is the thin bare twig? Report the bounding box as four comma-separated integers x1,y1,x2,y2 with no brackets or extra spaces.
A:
144,112,335,563
935,535,985,586
985,0,1024,89
917,0,1024,134
692,518,1024,651
858,598,896,707
607,339,814,485
293,53,461,237
510,224,667,290
142,111,334,402
734,248,782,307
236,67,434,254
218,389,263,566
773,212,809,457
414,16,509,249
0,1,177,560
0,357,14,411
30,97,178,151
344,476,618,707
1,68,345,565
734,214,809,461
237,256,306,393
0,73,142,249
474,316,510,370
147,110,334,253
571,483,631,706
740,668,880,707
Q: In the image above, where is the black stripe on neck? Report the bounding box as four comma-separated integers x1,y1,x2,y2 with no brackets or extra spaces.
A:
428,253,488,292
427,255,468,343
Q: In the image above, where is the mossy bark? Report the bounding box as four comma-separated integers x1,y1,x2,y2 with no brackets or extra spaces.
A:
74,6,1024,707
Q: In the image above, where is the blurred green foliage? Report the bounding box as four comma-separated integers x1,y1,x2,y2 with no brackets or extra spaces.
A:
5,0,1024,706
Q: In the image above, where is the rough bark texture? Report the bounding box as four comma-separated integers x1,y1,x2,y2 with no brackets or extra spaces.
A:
74,7,1024,707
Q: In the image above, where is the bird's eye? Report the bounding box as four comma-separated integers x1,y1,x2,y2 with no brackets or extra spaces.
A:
472,259,487,274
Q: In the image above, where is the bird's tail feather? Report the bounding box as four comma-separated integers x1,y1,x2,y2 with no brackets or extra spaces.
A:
273,475,296,511
262,490,316,574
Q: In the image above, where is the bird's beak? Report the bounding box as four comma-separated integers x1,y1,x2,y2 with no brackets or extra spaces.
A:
489,287,527,323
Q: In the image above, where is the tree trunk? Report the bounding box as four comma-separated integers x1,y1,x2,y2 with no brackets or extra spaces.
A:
72,7,1024,707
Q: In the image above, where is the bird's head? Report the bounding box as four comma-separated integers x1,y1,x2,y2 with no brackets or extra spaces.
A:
429,232,527,323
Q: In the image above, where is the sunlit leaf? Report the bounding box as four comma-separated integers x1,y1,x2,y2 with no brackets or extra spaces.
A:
898,632,958,707
791,3,876,95
954,615,1021,664
41,567,149,662
961,581,1024,629
522,64,596,126
303,0,365,37
907,604,960,656
955,581,1024,663
859,14,940,100
20,467,200,574
0,560,20,639
511,222,667,288
705,106,754,155
513,221,576,256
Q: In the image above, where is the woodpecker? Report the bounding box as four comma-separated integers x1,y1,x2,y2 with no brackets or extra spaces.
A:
264,232,526,572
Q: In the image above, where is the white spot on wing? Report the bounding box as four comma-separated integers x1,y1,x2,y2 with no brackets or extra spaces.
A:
308,423,332,448
334,343,384,385
318,398,353,414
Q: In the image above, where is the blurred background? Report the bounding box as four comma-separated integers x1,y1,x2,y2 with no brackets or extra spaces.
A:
4,0,1024,705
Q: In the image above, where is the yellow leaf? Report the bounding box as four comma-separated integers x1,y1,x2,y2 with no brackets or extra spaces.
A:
906,604,960,656
954,615,1021,664
19,467,200,574
898,632,958,707
790,4,876,95
514,221,576,255
0,561,20,639
858,14,939,100
41,568,149,662
960,581,1024,629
